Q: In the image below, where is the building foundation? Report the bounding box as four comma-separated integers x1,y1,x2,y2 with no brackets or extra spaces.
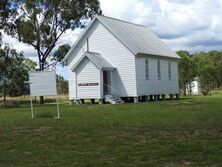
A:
91,99,95,104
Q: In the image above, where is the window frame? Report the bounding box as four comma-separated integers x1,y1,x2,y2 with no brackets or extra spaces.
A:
168,61,172,80
145,59,149,80
157,59,161,80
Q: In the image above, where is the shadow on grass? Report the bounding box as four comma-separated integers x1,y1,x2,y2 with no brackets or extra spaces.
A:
37,112,55,118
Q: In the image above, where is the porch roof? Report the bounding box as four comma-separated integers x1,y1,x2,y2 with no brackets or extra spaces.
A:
71,52,115,71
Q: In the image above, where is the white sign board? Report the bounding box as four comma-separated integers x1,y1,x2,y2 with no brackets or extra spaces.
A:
28,71,60,119
29,71,57,96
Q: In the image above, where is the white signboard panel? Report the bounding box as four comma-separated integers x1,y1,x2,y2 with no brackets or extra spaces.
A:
29,71,57,96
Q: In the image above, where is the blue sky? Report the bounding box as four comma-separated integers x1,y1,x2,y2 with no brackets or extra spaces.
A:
3,0,222,79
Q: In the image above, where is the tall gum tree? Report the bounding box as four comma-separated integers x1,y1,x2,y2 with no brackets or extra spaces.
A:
1,0,102,104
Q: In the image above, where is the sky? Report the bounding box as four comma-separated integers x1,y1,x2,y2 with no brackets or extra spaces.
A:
2,0,222,79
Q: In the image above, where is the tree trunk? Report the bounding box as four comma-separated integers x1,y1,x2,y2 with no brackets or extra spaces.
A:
39,62,44,104
183,84,186,96
189,84,192,95
3,82,6,101
40,96,44,104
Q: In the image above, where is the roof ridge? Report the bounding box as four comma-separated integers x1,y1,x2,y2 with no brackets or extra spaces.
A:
64,15,180,62
96,15,147,28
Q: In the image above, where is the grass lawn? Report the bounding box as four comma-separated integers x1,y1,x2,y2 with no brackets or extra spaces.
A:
0,95,222,167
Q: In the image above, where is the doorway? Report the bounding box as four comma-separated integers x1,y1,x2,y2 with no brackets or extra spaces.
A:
103,71,110,95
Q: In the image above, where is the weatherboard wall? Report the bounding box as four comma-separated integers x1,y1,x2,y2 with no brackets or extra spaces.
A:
67,20,137,100
76,58,101,99
88,21,137,97
67,21,99,100
67,41,87,100
135,57,179,95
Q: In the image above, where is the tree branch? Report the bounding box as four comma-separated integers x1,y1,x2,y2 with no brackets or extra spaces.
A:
42,27,66,63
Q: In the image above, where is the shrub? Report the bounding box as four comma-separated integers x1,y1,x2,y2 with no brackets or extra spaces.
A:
44,98,56,103
202,89,212,96
0,100,20,108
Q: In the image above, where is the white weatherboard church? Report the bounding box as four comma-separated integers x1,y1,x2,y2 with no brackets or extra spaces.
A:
63,15,180,104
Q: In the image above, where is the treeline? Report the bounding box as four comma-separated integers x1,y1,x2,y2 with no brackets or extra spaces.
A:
0,46,68,101
177,50,222,95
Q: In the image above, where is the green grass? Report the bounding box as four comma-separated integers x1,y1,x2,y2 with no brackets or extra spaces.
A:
0,95,222,167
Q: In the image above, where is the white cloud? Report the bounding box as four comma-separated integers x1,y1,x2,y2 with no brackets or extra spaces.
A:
2,0,222,78
3,0,222,56
100,0,222,52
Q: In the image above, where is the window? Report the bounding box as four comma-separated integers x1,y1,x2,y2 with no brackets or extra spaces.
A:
168,61,172,80
157,60,161,80
145,59,149,79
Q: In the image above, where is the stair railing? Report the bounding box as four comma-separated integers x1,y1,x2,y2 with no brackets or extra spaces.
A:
104,84,119,99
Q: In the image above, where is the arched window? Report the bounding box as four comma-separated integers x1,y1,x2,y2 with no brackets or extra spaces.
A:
168,61,172,80
145,59,149,79
157,60,161,80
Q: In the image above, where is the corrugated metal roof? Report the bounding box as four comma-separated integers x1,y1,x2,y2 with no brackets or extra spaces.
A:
71,52,114,71
64,15,180,62
97,15,179,59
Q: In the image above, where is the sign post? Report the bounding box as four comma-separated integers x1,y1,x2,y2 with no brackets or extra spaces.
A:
29,71,60,119
30,96,34,118
56,92,60,119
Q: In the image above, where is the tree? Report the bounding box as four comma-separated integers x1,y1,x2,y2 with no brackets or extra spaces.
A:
57,75,68,95
209,51,222,88
193,51,222,94
0,0,10,29
8,57,37,96
177,51,197,96
0,46,15,101
1,0,101,103
0,45,37,101
53,44,71,63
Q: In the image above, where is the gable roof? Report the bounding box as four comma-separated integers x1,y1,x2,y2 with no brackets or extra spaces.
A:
71,52,114,71
64,15,180,62
97,16,179,59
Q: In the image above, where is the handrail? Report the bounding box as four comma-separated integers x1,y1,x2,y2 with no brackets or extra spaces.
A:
104,84,119,99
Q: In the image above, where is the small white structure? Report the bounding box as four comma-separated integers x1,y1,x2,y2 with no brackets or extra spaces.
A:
186,77,202,95
63,15,180,104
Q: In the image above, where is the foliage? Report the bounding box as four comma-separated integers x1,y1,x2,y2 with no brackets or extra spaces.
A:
0,95,222,166
177,51,197,95
0,100,20,108
57,75,68,95
0,0,9,29
53,44,71,63
0,46,37,100
178,50,222,95
208,51,222,87
1,0,102,70
193,51,222,93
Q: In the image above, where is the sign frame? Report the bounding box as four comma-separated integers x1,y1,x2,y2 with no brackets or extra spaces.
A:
29,71,60,119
